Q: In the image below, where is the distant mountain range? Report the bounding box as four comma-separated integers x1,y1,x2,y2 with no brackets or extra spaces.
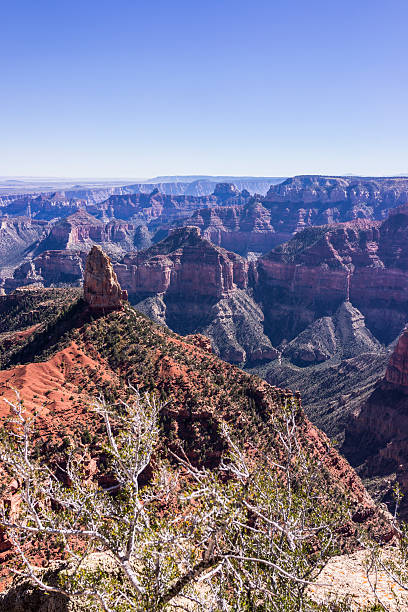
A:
0,175,286,196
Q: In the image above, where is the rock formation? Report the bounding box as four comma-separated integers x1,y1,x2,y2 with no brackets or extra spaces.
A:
170,199,280,255
256,209,408,345
342,326,408,516
115,226,249,300
385,328,408,390
4,250,86,292
115,227,274,363
37,211,149,257
83,246,127,310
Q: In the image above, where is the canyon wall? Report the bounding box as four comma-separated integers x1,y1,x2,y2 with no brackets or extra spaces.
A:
256,210,408,344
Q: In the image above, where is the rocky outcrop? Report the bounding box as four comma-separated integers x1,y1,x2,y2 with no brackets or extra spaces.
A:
171,199,280,255
342,327,408,517
83,246,127,310
257,209,408,345
385,328,408,390
4,251,86,292
281,302,381,367
37,211,149,257
213,182,241,197
115,226,250,301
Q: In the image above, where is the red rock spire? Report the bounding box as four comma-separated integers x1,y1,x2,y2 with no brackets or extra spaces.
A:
84,245,128,311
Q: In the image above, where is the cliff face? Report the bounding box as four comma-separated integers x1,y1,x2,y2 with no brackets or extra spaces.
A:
83,246,127,311
4,250,86,292
38,211,149,256
257,210,408,345
342,328,408,517
172,200,281,255
116,226,249,300
385,328,408,389
115,227,274,363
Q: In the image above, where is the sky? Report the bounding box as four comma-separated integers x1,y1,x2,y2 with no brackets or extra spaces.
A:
1,0,408,178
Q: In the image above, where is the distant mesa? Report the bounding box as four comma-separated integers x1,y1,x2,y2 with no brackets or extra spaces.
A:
83,245,127,311
213,182,241,197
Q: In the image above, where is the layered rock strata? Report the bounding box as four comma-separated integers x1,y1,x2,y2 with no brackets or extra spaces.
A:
257,209,408,345
38,210,150,256
342,327,408,516
83,246,127,310
170,200,280,255
4,251,86,292
116,227,274,363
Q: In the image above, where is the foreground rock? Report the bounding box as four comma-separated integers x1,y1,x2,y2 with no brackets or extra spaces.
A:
83,245,127,310
308,547,408,611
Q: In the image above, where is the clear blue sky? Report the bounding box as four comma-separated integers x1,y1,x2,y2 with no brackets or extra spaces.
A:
1,0,408,178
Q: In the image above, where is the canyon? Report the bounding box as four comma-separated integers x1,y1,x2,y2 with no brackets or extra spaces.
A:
2,177,408,515
0,262,390,582
6,203,408,366
3,175,408,277
340,327,408,517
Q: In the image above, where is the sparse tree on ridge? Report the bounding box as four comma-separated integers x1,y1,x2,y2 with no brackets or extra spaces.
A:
0,389,385,611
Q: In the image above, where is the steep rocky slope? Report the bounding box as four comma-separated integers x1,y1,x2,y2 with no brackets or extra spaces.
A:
342,328,408,516
115,226,274,363
0,257,390,556
250,300,389,440
252,350,389,443
0,217,48,275
37,210,150,256
257,208,408,345
281,301,382,366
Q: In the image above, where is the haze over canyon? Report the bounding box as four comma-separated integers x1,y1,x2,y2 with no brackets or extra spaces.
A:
1,172,408,608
